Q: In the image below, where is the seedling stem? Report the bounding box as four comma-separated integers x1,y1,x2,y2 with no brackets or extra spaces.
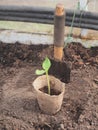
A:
35,57,51,95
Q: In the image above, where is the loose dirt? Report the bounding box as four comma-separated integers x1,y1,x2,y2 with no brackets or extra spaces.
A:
0,42,98,130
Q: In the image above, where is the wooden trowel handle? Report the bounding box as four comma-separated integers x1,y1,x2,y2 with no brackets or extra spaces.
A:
54,4,65,61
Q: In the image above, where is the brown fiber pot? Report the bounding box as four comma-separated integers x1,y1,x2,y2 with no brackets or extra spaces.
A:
33,75,65,115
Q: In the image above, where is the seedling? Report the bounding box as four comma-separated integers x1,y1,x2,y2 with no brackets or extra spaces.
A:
35,57,51,95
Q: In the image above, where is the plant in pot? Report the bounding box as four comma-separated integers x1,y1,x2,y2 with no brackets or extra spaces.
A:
33,57,65,115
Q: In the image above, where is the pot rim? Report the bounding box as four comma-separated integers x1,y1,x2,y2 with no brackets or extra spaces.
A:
34,86,65,97
33,75,65,97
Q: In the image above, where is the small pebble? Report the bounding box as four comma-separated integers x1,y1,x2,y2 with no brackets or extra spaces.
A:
60,124,65,130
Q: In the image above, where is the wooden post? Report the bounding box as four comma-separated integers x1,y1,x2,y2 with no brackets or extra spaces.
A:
54,4,65,61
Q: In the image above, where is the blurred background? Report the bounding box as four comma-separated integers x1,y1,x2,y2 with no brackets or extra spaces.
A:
0,0,97,33
0,0,97,46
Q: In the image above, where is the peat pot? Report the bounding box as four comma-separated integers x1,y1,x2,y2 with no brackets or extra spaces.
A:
33,75,65,115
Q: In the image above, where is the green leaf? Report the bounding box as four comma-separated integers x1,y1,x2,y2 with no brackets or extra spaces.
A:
35,69,45,75
42,57,51,72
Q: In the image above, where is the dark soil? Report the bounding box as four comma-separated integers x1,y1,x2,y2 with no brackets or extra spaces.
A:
64,43,98,68
0,42,98,130
39,86,61,95
0,42,49,67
